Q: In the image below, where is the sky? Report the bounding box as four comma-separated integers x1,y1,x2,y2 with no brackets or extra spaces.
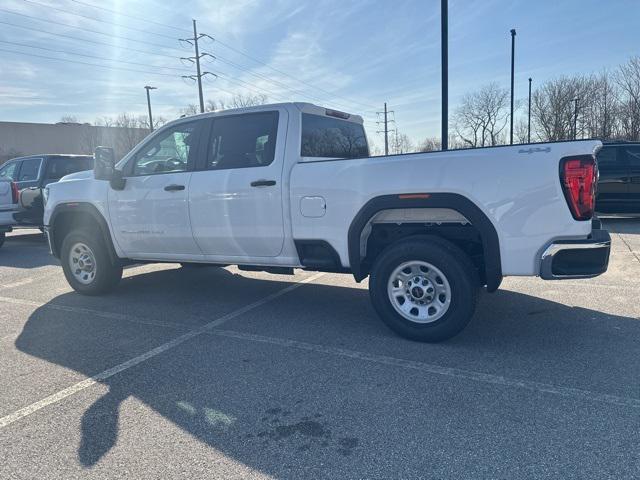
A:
1,0,639,149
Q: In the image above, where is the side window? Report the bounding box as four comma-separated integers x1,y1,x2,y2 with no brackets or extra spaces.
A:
0,162,18,180
17,158,42,181
133,122,198,176
206,112,278,170
625,146,640,169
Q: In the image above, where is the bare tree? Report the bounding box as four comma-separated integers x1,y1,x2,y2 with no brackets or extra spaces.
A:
454,83,509,147
58,115,79,124
391,132,414,154
616,56,640,140
531,76,593,141
514,118,529,144
417,137,441,152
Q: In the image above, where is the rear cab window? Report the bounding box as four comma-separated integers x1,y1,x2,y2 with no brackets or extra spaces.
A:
301,113,369,159
45,156,94,181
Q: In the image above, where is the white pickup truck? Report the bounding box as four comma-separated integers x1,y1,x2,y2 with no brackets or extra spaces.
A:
43,103,611,342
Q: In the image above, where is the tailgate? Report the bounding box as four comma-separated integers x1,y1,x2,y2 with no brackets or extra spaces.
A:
0,180,18,214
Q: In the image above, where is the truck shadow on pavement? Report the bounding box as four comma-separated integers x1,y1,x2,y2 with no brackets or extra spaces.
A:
13,267,640,476
0,231,58,268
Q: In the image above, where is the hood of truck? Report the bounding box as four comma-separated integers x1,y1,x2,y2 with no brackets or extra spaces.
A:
59,169,93,182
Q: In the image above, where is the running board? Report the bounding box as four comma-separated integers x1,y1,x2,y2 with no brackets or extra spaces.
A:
237,265,295,275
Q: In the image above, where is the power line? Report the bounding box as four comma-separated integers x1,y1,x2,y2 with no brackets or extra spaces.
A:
0,47,183,77
0,20,180,60
27,0,378,110
0,39,190,73
0,7,182,51
68,0,190,33
18,0,180,41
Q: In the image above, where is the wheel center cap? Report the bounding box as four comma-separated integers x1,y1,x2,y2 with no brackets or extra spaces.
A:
411,286,425,299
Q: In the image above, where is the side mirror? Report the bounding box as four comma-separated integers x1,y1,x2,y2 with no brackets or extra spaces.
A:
94,146,115,181
94,146,126,190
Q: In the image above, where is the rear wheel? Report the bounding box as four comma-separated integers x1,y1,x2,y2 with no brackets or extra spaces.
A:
369,236,479,342
61,229,122,295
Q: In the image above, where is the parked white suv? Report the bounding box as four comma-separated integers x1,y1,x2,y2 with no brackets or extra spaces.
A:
43,103,610,342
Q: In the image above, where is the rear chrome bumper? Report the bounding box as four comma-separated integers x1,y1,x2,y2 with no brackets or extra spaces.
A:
540,225,611,280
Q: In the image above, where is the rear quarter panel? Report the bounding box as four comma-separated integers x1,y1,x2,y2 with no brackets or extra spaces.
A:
289,141,601,276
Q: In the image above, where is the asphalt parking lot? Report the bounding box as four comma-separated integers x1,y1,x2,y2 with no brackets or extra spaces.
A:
0,219,638,479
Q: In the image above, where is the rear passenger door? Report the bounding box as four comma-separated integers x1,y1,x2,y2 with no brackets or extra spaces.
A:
596,146,628,210
189,110,286,258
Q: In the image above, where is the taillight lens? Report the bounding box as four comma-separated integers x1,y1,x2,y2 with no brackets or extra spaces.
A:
10,182,19,204
560,156,597,221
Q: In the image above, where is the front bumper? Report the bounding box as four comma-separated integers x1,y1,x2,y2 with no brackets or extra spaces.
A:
540,224,611,280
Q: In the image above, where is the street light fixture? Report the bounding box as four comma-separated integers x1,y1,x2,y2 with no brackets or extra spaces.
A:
144,86,157,132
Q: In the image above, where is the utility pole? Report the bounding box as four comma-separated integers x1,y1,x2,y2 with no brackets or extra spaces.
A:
376,102,395,155
441,0,448,150
180,20,215,113
527,77,532,143
573,97,579,140
144,85,157,132
510,28,516,145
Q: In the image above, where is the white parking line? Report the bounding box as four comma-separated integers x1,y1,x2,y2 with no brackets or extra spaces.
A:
0,272,325,430
209,329,640,409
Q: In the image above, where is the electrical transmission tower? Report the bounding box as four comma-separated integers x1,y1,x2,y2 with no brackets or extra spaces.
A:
180,19,216,113
376,102,395,155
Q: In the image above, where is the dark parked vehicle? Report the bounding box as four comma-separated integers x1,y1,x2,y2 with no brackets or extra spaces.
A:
596,142,640,214
0,154,93,228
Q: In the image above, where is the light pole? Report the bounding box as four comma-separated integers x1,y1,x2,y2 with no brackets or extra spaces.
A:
441,0,448,150
527,77,532,143
144,86,157,132
509,28,516,145
573,97,579,140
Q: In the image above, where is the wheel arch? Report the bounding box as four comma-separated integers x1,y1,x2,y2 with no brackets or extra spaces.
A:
48,202,119,265
347,193,502,292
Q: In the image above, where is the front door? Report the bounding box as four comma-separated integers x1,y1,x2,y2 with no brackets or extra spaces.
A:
596,146,629,212
189,110,286,258
108,121,203,257
624,145,640,211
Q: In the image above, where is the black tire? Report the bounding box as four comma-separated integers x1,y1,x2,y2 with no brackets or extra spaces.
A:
60,229,122,295
369,236,479,342
0,232,5,249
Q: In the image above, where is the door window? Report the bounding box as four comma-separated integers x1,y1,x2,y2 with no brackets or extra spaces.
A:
0,161,18,180
206,112,279,170
132,122,199,176
17,158,42,181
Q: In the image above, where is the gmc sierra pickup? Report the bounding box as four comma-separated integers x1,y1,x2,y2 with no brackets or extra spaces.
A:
43,102,611,342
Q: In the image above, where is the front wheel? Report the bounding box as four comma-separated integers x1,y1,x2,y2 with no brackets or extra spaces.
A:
369,237,479,342
61,229,122,295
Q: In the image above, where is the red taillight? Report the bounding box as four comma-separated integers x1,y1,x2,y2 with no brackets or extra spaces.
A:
560,156,597,221
10,182,19,204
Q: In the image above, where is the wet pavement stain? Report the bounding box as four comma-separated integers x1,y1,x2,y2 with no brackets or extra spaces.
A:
255,407,360,457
